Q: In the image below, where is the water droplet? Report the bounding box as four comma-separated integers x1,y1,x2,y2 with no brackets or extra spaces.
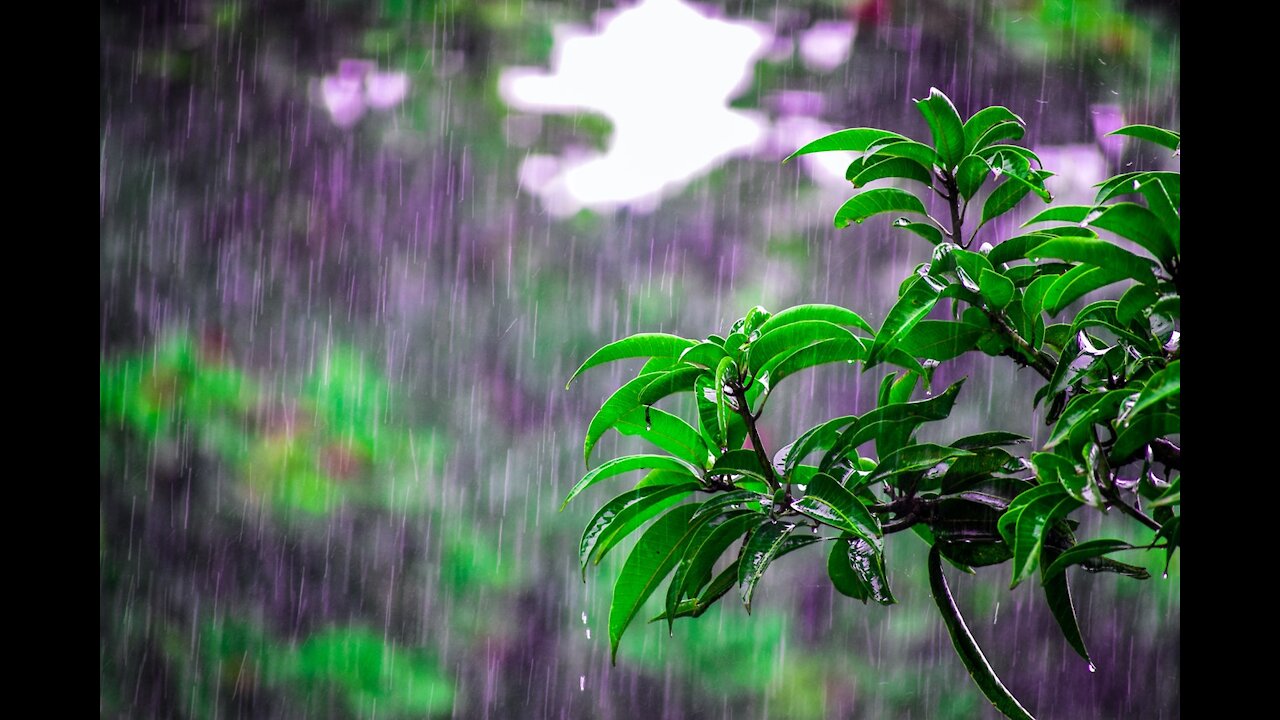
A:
1162,572,1168,580
581,612,588,624
580,675,586,691
585,628,591,639
1088,662,1097,673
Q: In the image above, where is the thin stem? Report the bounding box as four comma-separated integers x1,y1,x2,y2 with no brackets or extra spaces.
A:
1093,427,1163,533
728,381,780,492
982,307,1056,381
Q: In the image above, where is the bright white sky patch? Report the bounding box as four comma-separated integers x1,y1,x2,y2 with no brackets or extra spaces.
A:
500,0,771,216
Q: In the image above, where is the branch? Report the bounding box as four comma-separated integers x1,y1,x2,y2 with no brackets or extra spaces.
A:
1093,428,1163,533
982,307,1057,381
728,382,780,492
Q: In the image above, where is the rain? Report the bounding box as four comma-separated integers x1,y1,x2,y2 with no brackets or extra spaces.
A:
100,1,1179,718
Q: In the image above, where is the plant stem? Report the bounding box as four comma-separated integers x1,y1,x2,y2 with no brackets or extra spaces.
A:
981,308,1057,381
728,381,780,492
1093,428,1163,532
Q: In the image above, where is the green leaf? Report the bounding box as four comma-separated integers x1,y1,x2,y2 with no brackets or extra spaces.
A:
829,533,896,604
1042,264,1131,316
1022,205,1093,227
785,128,908,162
563,454,701,510
972,121,1026,153
1041,545,1092,666
1107,124,1180,152
793,472,883,549
986,151,1052,201
955,155,990,200
892,217,947,245
747,320,858,375
851,156,934,188
708,449,771,486
609,503,702,664
1028,236,1158,285
865,443,975,486
738,518,797,613
615,407,711,468
756,337,869,393
1009,487,1080,588
1041,539,1140,581
916,87,966,168
820,380,966,471
867,276,940,368
781,416,859,473
678,341,729,369
963,106,1025,154
1130,360,1179,417
636,366,705,406
568,334,696,388
928,547,1037,720
834,188,928,229
1116,284,1159,327
713,356,736,444
868,139,944,169
898,320,983,361
980,178,1034,227
665,511,762,631
580,482,700,577
949,431,1029,450
975,144,1043,170
1083,203,1176,267
1032,451,1098,509
987,233,1053,266
754,303,875,337
978,268,1015,309
584,372,668,465
1112,413,1179,461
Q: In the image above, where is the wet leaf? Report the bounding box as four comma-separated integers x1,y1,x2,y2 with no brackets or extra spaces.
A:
928,547,1038,720
851,156,934,187
754,303,874,337
580,483,700,576
898,320,984,361
665,511,762,631
784,128,908,162
1107,124,1180,152
1112,413,1179,462
1082,203,1176,267
738,518,797,613
609,503,702,664
568,334,696,387
980,178,1034,227
868,139,945,170
893,217,947,245
563,454,701,510
584,372,670,464
916,87,966,168
834,188,928,228
1041,539,1141,580
793,472,883,548
747,320,858,375
637,366,706,405
1040,545,1092,666
829,533,896,604
978,268,1015,309
867,276,940,368
615,407,711,468
1042,264,1131,315
963,106,1025,154
955,154,990,200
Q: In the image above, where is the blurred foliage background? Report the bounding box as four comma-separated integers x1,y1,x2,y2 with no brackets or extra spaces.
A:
100,1,1179,717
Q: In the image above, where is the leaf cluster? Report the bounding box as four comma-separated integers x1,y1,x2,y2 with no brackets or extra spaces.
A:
567,89,1179,719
